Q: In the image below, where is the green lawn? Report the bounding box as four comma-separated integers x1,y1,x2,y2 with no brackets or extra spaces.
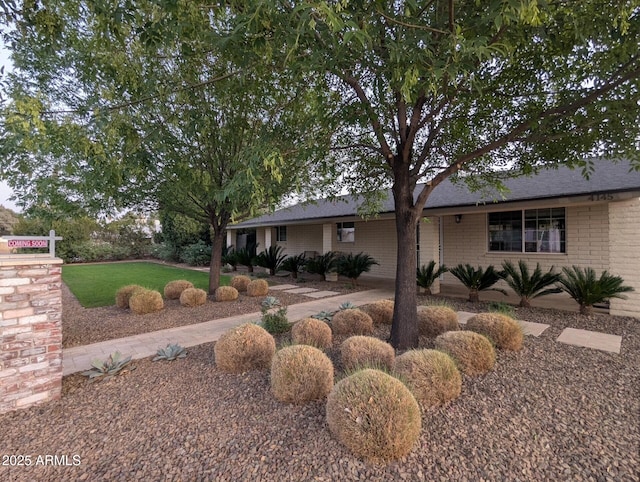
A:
62,261,230,308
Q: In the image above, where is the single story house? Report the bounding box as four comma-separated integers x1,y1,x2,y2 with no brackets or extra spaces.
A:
228,159,640,318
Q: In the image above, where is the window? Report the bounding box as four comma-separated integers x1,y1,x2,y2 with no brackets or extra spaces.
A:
276,226,287,242
488,208,565,253
337,222,355,242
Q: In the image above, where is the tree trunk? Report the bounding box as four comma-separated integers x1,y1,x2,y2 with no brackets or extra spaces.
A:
208,230,224,295
469,288,479,303
519,297,531,308
580,303,593,316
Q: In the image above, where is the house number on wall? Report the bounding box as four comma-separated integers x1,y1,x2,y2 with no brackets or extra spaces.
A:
588,193,614,201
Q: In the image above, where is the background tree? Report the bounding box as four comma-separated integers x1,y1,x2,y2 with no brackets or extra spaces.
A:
0,205,20,235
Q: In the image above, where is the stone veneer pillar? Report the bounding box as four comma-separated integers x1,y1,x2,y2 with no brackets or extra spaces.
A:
0,255,64,414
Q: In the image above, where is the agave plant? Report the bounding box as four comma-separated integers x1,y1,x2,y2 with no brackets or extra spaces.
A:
449,263,506,302
558,266,634,315
416,260,448,294
311,310,334,322
235,245,257,273
305,251,339,276
339,301,356,310
254,245,287,275
152,344,187,362
280,253,306,279
82,351,135,381
500,260,562,308
337,252,379,286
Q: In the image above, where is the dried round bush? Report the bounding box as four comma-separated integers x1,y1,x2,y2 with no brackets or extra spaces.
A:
115,284,146,309
230,275,252,292
394,349,461,408
331,309,373,336
129,289,164,315
163,280,194,300
326,369,421,462
270,345,334,404
466,312,524,351
340,336,395,371
291,318,333,350
179,287,208,307
214,323,276,373
418,306,460,337
214,286,239,302
246,279,269,297
434,331,496,376
360,299,395,325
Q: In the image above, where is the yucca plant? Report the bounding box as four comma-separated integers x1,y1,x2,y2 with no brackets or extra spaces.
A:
280,253,306,279
254,245,288,275
416,260,448,295
235,245,257,273
558,266,634,315
500,260,562,308
81,351,135,381
449,263,506,302
305,251,339,276
337,252,379,286
153,344,187,361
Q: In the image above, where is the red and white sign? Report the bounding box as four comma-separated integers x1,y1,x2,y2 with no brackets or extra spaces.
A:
8,239,48,248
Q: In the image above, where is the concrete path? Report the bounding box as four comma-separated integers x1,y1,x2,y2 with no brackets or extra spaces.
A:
557,328,622,354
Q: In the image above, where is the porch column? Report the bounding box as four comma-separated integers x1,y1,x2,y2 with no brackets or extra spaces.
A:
264,227,272,249
322,223,333,254
226,230,233,249
422,217,442,294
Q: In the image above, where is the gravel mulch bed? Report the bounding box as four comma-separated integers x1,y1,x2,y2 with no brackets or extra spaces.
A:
3,296,639,481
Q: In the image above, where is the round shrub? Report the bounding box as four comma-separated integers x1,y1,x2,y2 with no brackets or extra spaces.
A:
326,369,421,462
360,299,394,325
331,309,373,336
270,345,334,404
231,275,252,292
179,287,208,307
214,323,276,373
434,331,496,376
394,349,461,408
291,318,332,349
418,306,460,337
340,336,395,371
129,289,164,315
115,284,146,309
247,279,269,297
215,286,239,302
164,280,194,300
466,312,524,351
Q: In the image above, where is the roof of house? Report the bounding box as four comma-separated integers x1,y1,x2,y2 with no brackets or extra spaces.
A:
231,159,640,228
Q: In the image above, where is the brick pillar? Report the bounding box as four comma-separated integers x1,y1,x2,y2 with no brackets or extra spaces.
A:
0,256,64,414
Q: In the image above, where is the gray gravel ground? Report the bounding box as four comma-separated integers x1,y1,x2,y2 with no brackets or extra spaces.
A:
2,296,639,481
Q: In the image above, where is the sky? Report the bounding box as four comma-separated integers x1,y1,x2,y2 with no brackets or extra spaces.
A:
0,35,20,212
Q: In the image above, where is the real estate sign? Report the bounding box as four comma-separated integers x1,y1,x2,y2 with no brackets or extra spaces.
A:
7,239,48,248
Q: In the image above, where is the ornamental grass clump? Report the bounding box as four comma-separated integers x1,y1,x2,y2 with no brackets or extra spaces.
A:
214,323,276,373
270,345,334,404
326,369,421,463
360,299,394,325
129,289,164,315
179,287,208,307
247,279,269,297
331,308,373,336
466,312,524,351
418,305,460,337
394,349,462,408
215,286,239,302
291,318,332,349
115,284,146,309
434,331,496,376
340,336,395,371
231,275,252,292
163,280,194,300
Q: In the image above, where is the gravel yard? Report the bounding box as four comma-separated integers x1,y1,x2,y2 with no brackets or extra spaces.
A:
2,294,639,481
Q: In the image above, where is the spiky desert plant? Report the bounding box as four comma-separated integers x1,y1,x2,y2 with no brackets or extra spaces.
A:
466,313,524,351
331,308,373,336
418,305,460,337
304,251,338,276
311,311,334,322
247,279,269,297
337,252,379,286
214,286,239,302
270,345,334,404
558,266,634,315
449,264,506,302
434,331,496,376
214,323,276,373
326,369,421,462
254,245,287,275
82,351,135,381
129,289,164,315
231,275,252,292
394,349,462,408
221,246,238,271
235,245,257,272
179,287,208,307
340,336,395,371
163,280,194,300
500,260,562,307
115,284,146,309
280,253,306,279
291,318,333,349
153,344,187,361
260,297,290,334
416,261,448,294
359,299,394,325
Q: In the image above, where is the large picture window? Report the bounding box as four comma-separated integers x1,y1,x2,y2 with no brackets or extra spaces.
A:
337,222,355,243
488,208,565,253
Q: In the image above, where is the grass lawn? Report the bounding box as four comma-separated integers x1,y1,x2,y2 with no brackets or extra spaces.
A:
62,261,230,308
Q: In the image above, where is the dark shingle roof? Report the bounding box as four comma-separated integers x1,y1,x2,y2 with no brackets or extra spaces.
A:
232,159,640,228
